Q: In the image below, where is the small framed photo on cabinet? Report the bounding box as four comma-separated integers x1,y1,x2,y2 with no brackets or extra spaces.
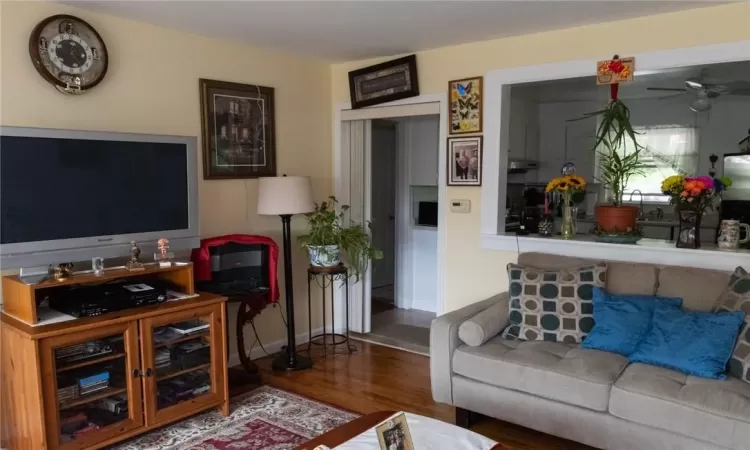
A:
447,136,482,186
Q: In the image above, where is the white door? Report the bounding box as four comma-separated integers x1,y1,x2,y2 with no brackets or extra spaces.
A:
340,119,370,333
370,120,397,290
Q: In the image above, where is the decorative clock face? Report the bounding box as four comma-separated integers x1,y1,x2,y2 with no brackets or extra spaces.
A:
29,15,108,94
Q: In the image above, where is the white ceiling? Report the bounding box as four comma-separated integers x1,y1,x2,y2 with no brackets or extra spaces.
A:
67,1,723,62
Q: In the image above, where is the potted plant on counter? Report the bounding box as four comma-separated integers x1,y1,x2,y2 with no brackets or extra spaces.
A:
298,196,383,280
571,57,644,237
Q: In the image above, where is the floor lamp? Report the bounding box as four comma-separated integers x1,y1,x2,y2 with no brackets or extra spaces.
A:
257,175,314,371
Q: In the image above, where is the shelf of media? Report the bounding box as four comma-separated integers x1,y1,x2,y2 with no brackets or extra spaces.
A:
156,369,211,410
59,387,127,411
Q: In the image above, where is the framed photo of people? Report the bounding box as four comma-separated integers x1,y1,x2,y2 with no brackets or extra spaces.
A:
375,412,414,450
447,136,482,186
199,78,277,179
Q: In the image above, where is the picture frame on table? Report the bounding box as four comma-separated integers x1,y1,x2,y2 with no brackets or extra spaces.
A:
348,55,419,109
447,136,482,186
199,78,277,179
375,412,414,450
448,76,483,134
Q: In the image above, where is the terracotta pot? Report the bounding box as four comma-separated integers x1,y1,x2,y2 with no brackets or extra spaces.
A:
595,205,639,233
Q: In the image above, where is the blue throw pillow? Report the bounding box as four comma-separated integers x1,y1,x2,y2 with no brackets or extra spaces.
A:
581,288,682,356
629,305,746,379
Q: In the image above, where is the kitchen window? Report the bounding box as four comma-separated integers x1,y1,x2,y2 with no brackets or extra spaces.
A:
598,125,699,204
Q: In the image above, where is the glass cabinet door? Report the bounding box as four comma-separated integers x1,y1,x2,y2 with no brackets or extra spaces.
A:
140,303,225,427
40,321,143,450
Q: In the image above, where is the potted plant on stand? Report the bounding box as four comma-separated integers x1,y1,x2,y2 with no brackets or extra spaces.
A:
299,196,383,280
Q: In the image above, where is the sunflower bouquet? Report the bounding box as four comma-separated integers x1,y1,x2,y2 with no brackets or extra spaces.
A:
545,175,587,195
661,175,731,212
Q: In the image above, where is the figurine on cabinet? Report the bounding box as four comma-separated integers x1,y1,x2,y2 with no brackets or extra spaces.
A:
126,241,145,271
155,237,174,268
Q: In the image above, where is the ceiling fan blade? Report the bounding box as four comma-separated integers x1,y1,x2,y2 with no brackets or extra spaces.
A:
647,87,688,92
727,89,750,96
656,92,688,100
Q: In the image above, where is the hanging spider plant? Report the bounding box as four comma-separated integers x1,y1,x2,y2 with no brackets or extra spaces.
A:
571,92,644,207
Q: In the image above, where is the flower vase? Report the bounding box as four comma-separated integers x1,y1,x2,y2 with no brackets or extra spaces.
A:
561,195,576,239
676,209,702,249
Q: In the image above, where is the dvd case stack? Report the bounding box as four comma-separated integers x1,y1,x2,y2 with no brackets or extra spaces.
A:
78,372,109,395
155,348,171,373
57,377,80,405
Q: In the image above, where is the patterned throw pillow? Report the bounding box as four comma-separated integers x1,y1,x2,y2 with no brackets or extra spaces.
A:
714,266,750,383
501,263,607,343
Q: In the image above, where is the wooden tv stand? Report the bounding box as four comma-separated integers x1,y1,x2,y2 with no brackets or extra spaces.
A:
0,264,229,450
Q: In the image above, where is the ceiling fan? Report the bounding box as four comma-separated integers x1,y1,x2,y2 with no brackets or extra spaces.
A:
647,70,750,112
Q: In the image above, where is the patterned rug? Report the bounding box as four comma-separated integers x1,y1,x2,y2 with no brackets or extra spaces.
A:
110,386,358,450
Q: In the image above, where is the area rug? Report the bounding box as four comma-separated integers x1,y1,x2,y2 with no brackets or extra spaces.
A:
111,386,358,450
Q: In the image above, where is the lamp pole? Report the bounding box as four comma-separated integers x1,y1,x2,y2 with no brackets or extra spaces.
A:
271,214,312,371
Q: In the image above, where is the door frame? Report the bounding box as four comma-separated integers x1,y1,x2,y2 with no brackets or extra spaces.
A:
334,93,448,333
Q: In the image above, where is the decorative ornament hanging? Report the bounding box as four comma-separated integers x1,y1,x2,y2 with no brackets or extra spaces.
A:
596,55,635,102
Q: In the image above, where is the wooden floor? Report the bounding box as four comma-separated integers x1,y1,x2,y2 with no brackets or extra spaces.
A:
248,341,594,450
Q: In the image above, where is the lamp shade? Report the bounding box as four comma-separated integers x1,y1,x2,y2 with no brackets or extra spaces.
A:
257,176,314,215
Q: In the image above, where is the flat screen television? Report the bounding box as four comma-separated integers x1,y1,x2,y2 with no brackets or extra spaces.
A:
0,127,199,269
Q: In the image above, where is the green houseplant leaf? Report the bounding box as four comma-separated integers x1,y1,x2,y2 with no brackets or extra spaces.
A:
298,196,383,281
569,98,643,207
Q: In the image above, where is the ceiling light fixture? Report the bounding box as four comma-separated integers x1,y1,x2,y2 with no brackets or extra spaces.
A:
690,90,712,112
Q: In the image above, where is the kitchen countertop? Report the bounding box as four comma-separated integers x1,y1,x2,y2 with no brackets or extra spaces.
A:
577,215,719,229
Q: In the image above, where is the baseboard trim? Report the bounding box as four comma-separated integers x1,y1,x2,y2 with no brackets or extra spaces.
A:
228,326,347,368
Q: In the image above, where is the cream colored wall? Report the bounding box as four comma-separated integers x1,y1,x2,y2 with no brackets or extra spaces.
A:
331,2,750,313
0,2,332,357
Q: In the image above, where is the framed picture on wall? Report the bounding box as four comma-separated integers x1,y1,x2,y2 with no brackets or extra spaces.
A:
199,78,277,179
448,76,483,134
447,136,482,186
348,55,419,109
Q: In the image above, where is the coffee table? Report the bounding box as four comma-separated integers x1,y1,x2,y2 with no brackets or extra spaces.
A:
294,411,503,449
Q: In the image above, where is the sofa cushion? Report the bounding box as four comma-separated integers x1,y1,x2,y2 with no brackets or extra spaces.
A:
452,336,627,412
657,266,731,311
517,253,658,295
580,288,683,356
629,305,745,379
610,363,750,450
714,267,750,384
502,263,607,343
459,301,510,347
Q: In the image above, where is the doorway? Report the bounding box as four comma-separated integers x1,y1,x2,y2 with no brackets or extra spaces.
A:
363,116,440,355
370,120,397,312
335,96,447,354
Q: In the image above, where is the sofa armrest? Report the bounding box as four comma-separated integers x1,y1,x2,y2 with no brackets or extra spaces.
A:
430,292,509,405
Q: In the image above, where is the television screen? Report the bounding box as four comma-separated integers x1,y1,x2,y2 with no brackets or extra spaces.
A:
1,135,189,244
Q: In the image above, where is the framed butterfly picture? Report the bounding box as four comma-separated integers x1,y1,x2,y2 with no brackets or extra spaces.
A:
449,76,483,134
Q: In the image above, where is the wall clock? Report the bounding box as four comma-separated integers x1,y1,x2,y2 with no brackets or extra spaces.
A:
29,15,108,94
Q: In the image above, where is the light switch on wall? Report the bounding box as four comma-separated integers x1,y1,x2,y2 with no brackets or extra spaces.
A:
450,199,471,213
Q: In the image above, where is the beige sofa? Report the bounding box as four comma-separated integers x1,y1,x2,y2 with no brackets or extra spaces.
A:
431,253,750,450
